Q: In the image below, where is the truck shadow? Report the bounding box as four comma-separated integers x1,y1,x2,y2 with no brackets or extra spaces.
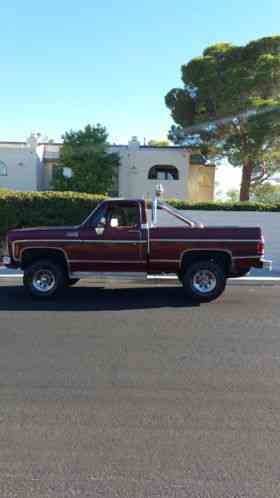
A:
0,284,200,311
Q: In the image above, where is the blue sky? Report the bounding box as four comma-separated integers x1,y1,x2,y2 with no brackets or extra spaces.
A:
1,0,280,149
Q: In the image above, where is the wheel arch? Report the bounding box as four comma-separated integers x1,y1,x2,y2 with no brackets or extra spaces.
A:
20,247,70,276
180,249,232,276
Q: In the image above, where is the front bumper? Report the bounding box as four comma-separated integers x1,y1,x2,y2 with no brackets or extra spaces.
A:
260,259,273,271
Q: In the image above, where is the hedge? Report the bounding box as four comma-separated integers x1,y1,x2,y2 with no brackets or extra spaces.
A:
0,190,107,238
165,198,280,212
0,190,280,239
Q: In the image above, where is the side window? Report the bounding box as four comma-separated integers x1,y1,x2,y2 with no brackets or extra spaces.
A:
106,204,140,228
89,204,140,228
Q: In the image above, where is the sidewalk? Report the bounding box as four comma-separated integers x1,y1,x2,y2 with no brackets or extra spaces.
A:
1,267,280,285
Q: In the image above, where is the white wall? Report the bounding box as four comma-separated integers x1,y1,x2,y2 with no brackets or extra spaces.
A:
0,146,38,191
183,210,279,274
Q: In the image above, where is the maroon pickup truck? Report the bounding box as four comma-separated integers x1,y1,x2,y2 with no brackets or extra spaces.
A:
1,197,271,301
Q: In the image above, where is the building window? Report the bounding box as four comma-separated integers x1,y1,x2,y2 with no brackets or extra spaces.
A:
0,161,7,176
148,165,179,180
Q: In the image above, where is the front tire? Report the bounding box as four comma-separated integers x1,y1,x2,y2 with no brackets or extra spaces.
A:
23,259,66,299
182,260,226,302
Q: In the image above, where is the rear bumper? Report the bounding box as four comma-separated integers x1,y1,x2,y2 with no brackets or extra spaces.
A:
230,257,273,277
259,259,273,271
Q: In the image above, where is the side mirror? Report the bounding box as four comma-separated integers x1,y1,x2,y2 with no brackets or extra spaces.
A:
110,218,119,228
97,217,106,228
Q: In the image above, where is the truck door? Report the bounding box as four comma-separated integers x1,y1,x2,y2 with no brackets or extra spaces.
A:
77,201,147,273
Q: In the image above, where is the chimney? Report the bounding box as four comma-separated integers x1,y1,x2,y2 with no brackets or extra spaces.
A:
128,136,140,150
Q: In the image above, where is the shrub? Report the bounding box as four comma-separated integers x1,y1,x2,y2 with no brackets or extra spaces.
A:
0,190,107,238
165,198,280,212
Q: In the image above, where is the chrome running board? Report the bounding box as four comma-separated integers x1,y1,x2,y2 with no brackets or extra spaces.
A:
70,272,179,283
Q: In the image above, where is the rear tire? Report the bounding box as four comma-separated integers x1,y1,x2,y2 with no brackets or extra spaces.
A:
182,260,226,302
23,259,66,299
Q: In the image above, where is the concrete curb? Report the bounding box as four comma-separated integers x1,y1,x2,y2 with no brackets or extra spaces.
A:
228,277,280,286
147,275,280,286
0,274,22,278
0,273,280,286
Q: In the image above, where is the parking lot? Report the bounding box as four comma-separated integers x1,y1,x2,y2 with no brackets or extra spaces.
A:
1,279,280,497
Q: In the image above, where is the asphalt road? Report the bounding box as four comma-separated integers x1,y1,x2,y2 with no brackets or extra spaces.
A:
1,280,280,497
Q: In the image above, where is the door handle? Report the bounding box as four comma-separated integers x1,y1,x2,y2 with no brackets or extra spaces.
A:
95,227,104,236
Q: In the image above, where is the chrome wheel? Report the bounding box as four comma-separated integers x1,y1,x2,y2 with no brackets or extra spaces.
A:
192,269,217,294
32,269,56,293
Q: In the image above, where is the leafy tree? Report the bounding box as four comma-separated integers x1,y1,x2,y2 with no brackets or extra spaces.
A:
250,182,280,202
148,139,170,146
226,189,239,202
52,124,119,194
165,37,280,200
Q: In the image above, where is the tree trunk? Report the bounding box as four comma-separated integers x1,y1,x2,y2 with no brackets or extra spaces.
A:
240,160,254,201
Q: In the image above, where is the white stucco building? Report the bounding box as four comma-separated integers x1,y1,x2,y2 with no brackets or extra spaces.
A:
0,135,215,201
0,140,43,192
